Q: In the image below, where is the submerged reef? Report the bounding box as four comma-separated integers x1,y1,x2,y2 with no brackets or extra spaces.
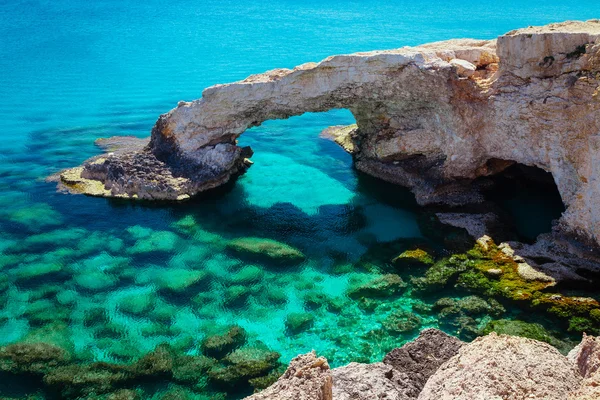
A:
0,325,283,399
56,20,600,251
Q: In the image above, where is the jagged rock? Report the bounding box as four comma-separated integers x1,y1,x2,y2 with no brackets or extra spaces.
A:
58,20,600,251
567,334,600,399
332,362,419,400
383,328,463,392
418,333,582,400
244,351,332,400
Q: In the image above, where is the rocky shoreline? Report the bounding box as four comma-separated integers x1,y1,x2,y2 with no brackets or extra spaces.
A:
248,329,600,400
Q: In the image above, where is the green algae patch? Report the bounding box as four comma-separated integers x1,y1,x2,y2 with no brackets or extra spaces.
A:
392,248,434,268
285,312,315,334
482,319,573,353
416,236,600,336
201,326,247,359
347,274,406,299
226,237,305,264
208,346,281,388
381,310,422,333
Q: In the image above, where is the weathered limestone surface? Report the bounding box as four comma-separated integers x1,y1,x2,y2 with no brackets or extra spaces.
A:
250,331,600,400
59,20,600,245
418,333,582,400
244,351,332,400
331,362,417,400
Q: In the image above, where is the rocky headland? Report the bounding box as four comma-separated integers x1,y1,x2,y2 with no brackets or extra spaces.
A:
57,20,600,247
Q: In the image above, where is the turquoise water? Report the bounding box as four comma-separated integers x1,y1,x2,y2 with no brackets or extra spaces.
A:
1,1,600,398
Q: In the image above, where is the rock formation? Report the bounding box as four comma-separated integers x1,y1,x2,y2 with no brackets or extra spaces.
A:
418,333,581,400
57,20,600,246
244,351,332,400
248,330,600,400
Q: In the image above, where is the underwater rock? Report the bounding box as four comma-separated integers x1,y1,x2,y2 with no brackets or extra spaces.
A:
74,270,118,291
392,249,434,268
226,237,305,264
285,312,315,334
332,362,420,400
201,326,247,359
209,346,281,388
172,354,217,384
433,296,504,318
132,344,175,377
0,342,71,375
155,268,208,294
230,265,264,285
8,203,63,231
482,319,572,354
383,328,463,393
117,291,157,315
419,333,581,400
43,363,132,398
244,351,332,400
223,284,253,308
13,262,65,283
128,230,180,254
381,310,422,334
411,255,468,293
347,274,406,300
432,296,505,340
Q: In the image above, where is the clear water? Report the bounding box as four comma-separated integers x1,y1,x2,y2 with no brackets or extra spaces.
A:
0,1,599,398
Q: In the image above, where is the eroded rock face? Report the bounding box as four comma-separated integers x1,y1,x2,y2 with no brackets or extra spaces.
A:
59,20,600,246
418,333,582,400
567,334,600,400
244,351,332,400
383,328,464,392
332,362,418,400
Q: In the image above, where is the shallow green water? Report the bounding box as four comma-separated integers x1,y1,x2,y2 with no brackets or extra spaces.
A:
1,1,599,398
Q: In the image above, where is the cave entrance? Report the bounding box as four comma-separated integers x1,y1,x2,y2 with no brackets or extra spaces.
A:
483,161,565,243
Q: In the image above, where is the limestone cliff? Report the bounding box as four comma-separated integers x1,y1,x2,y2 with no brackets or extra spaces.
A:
58,20,600,246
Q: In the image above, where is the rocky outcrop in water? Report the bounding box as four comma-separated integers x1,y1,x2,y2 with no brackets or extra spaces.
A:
58,20,600,247
249,330,600,400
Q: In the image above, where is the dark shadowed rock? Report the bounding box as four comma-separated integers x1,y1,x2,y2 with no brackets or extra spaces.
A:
383,328,464,392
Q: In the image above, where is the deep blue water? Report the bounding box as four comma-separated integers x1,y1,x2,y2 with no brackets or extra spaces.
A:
0,1,599,398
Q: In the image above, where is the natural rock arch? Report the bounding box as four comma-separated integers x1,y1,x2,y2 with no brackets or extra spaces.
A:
59,20,600,246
